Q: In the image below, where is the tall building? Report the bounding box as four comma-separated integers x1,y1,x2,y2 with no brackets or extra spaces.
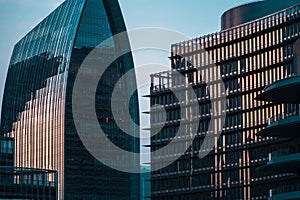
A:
149,0,300,199
0,0,140,199
255,41,300,199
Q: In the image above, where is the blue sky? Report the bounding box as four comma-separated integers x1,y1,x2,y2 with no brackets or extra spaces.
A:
0,0,256,164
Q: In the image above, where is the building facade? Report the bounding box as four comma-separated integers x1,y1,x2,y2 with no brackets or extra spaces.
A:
149,0,300,199
140,165,151,200
256,42,300,199
0,0,140,199
0,136,14,167
0,136,58,199
0,166,58,199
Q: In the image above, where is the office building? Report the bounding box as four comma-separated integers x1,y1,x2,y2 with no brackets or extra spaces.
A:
0,0,140,199
148,0,300,199
256,42,300,199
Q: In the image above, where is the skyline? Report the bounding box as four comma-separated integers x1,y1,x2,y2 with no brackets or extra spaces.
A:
0,0,253,166
0,0,255,110
0,0,256,165
1,1,300,199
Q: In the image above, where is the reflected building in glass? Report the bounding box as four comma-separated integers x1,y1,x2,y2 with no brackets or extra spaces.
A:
0,0,140,199
148,0,300,199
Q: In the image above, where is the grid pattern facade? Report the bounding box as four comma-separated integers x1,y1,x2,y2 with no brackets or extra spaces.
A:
1,0,140,199
150,3,300,200
0,167,57,199
256,48,300,198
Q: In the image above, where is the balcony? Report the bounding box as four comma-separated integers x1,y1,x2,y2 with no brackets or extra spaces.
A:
256,112,300,138
256,75,300,104
269,184,300,200
258,147,300,174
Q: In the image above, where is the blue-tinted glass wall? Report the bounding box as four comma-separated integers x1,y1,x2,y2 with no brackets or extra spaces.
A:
0,0,140,199
140,165,151,200
1,1,85,198
0,136,14,167
65,0,140,199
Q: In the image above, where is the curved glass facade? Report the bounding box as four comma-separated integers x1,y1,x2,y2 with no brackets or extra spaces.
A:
0,0,140,199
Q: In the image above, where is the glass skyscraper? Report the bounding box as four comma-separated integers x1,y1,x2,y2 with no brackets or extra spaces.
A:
149,0,300,199
0,0,140,199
